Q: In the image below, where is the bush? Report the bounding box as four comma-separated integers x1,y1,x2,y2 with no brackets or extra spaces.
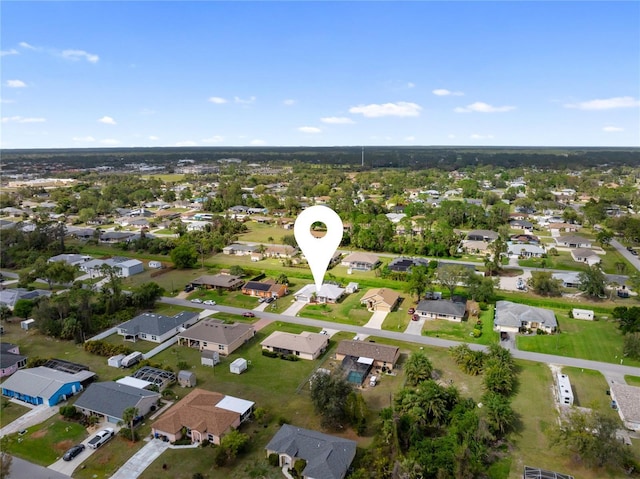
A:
119,428,138,441
177,360,189,370
478,302,488,311
277,416,288,426
59,405,78,419
268,453,280,467
200,439,210,448
293,459,307,478
83,340,132,357
472,328,482,338
262,350,279,358
192,473,204,479
283,354,300,362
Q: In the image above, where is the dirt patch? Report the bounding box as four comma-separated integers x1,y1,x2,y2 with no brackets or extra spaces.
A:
31,429,47,439
55,439,73,452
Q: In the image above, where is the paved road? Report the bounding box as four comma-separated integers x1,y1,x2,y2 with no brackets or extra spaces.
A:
611,238,640,273
7,456,70,479
160,297,640,377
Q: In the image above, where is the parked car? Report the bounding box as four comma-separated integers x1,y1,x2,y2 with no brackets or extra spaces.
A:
190,298,203,303
407,308,415,314
265,297,275,304
184,284,194,293
258,297,266,303
203,300,216,305
87,428,115,449
63,444,86,461
411,314,419,321
242,311,255,317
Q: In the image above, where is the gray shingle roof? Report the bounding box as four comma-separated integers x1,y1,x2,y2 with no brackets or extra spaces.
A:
74,381,159,420
416,300,466,317
119,311,199,336
265,424,356,479
0,367,95,400
335,340,400,364
494,301,557,330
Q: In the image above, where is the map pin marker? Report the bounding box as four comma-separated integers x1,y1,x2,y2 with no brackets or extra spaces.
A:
294,205,344,293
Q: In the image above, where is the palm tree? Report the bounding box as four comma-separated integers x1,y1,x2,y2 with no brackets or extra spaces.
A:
121,406,139,442
483,392,515,436
404,352,434,386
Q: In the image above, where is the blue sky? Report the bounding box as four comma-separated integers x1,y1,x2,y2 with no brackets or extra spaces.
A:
1,1,639,149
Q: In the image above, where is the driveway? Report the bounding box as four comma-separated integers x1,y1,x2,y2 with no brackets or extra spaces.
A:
108,438,170,479
404,317,425,336
0,404,59,437
363,311,388,330
282,300,307,317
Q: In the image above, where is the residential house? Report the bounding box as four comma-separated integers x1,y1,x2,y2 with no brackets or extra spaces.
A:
74,381,160,424
494,300,557,334
571,248,601,266
0,343,27,378
152,388,254,444
190,274,244,291
47,253,92,267
260,331,329,360
461,240,491,255
548,223,579,234
0,288,52,310
510,219,535,233
609,383,640,431
1,366,95,406
510,234,540,244
265,424,357,479
341,252,381,271
177,319,255,356
264,245,299,259
360,288,401,312
222,243,259,256
388,257,429,273
294,284,345,304
466,230,499,242
335,340,400,371
118,311,199,343
242,280,287,299
506,241,546,258
416,299,467,322
100,231,136,243
552,272,581,288
555,235,593,249
345,282,358,294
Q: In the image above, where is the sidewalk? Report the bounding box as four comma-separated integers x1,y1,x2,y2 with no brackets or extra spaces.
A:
108,438,170,479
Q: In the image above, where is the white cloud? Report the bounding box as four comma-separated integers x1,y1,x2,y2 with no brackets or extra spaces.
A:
61,49,99,63
470,133,494,140
283,99,296,106
175,140,197,147
320,117,355,124
404,136,416,141
250,139,266,146
433,89,464,96
98,116,116,125
564,96,640,110
349,101,422,118
234,96,256,105
0,49,19,57
298,126,322,134
407,82,416,89
208,96,228,104
100,138,120,145
72,136,96,142
455,102,515,113
139,108,156,115
148,135,159,140
0,98,16,104
201,135,224,144
2,116,46,124
603,126,624,132
19,42,37,50
6,80,26,88
448,134,456,139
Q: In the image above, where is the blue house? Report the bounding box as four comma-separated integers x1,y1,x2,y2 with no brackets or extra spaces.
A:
1,366,95,406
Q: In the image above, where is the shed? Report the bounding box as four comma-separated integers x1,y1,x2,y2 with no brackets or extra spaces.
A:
20,319,35,330
572,308,594,321
230,358,247,375
178,370,196,388
108,354,126,368
148,260,163,269
201,350,220,367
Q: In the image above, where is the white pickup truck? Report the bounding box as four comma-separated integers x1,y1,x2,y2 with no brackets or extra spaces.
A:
87,427,115,449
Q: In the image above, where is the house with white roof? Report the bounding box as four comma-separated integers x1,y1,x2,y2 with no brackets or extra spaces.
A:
294,284,345,304
1,366,95,406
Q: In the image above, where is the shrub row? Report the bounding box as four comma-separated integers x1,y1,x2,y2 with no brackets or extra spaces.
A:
261,350,300,361
83,339,133,357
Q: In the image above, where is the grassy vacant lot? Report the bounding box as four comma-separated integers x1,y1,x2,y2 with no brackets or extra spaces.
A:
517,315,640,367
237,222,290,244
422,307,499,345
0,400,30,427
298,291,371,326
625,375,640,386
560,367,618,419
123,267,209,295
1,415,87,465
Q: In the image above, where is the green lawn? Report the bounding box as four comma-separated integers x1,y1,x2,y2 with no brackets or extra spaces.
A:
517,315,640,367
298,291,372,326
421,307,499,345
625,375,640,387
237,222,289,244
123,267,209,295
381,308,412,332
1,416,87,465
0,400,30,427
101,333,158,354
560,367,618,419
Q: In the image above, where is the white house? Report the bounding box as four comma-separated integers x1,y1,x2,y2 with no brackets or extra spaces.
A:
557,373,574,406
294,284,345,304
572,308,594,320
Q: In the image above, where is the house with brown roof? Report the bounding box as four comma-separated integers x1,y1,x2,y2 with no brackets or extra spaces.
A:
190,274,244,291
548,222,579,234
360,288,401,312
177,319,255,356
264,245,299,258
242,279,288,299
335,340,400,371
341,252,381,271
152,388,255,444
260,331,329,360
